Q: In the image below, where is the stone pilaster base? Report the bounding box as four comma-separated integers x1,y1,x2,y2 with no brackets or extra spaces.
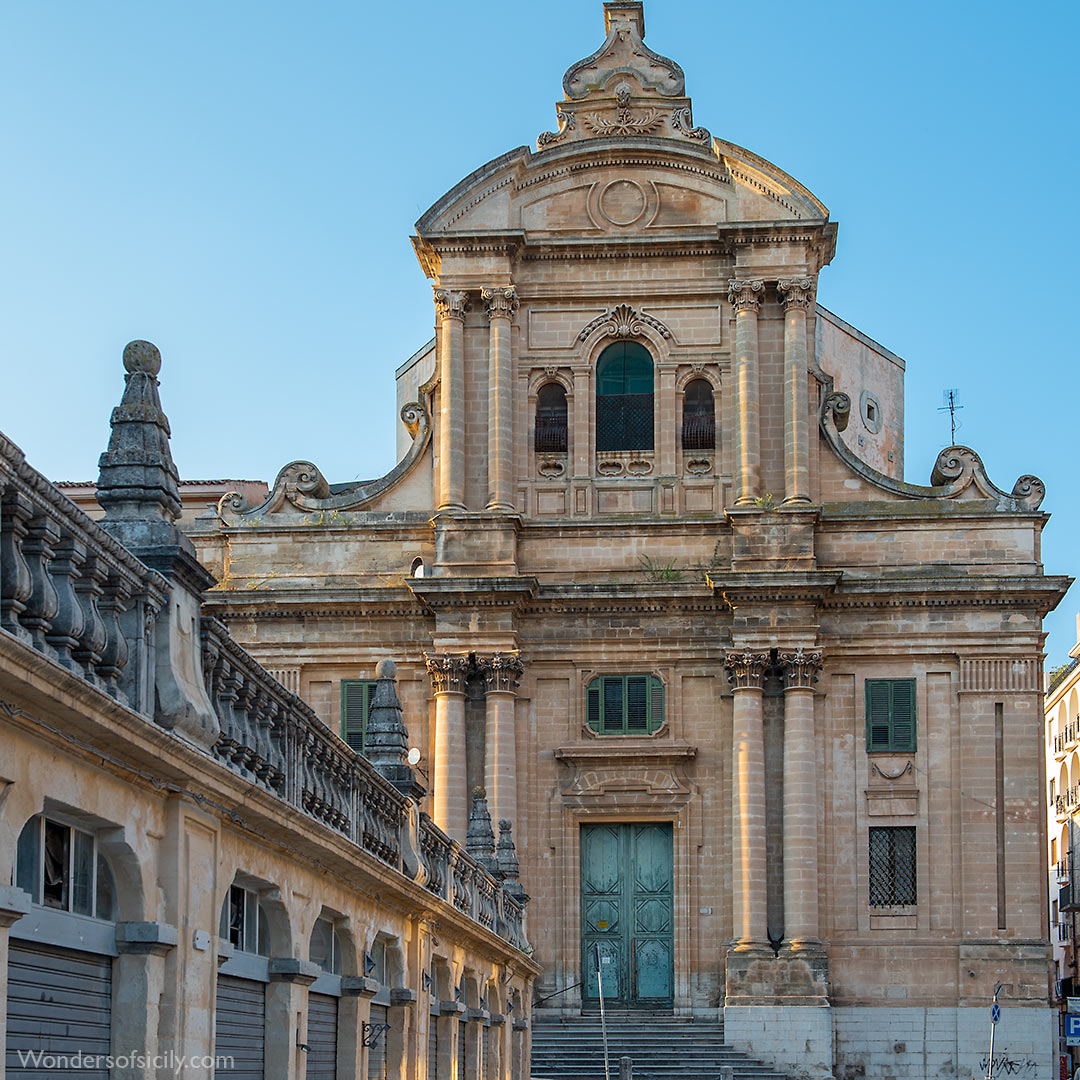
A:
724,949,829,1006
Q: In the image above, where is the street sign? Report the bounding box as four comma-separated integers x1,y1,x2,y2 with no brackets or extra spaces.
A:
1068,997,1080,1013
990,1003,1001,1024
1065,1013,1080,1047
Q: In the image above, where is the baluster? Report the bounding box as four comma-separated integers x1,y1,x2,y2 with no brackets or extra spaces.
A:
96,574,131,700
213,655,239,761
73,556,108,686
0,490,34,644
223,665,246,770
22,514,61,658
266,699,286,791
250,689,271,786
233,673,258,776
44,533,86,670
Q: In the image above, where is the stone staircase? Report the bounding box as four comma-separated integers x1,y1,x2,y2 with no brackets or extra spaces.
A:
530,1014,791,1080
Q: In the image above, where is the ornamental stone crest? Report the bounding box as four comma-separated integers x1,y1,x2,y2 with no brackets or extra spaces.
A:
536,2,710,150
577,303,672,342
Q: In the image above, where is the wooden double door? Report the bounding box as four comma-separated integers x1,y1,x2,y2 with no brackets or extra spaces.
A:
581,823,674,1008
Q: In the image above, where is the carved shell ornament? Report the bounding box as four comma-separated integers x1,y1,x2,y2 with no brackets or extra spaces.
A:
819,391,1045,512
577,303,672,342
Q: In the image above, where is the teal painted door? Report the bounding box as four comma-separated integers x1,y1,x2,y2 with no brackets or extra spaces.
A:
581,823,673,1008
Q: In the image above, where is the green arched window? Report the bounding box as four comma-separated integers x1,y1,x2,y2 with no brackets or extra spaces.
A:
587,674,665,734
596,341,654,451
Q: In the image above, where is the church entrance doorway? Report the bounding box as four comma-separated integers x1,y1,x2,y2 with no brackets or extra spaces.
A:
581,823,673,1009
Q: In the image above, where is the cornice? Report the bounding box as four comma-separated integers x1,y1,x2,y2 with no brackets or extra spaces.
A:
407,576,539,614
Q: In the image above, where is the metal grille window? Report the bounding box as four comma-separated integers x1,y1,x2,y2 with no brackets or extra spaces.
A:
586,675,664,734
596,341,654,452
342,679,377,754
535,382,568,453
868,826,917,906
865,678,916,752
681,378,715,450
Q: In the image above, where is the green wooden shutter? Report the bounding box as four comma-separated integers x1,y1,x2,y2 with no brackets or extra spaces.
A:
587,680,602,732
866,679,916,752
890,680,915,750
341,679,375,754
626,677,648,732
648,676,664,733
602,676,624,733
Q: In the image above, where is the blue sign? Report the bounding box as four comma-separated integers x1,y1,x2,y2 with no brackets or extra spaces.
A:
990,1003,1001,1024
1065,1013,1080,1046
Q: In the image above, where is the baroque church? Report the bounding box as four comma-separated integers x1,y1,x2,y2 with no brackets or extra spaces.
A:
1,3,1066,1080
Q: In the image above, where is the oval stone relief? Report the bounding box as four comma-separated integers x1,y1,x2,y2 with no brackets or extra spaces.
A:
599,179,647,226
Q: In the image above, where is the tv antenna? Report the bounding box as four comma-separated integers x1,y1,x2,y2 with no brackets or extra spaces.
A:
938,388,963,445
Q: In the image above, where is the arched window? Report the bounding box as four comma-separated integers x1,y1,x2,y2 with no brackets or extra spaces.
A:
596,342,653,451
16,814,117,920
682,378,715,450
535,382,568,453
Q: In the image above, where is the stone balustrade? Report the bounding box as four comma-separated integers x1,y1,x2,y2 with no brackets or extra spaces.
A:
0,429,529,955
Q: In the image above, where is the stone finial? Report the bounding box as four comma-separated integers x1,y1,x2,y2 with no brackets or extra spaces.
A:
366,659,425,800
466,788,497,872
497,819,527,901
96,340,182,525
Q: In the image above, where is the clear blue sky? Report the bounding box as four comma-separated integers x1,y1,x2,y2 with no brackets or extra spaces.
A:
2,1,1076,659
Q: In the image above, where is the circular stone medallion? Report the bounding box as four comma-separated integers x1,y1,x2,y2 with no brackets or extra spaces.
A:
599,179,647,227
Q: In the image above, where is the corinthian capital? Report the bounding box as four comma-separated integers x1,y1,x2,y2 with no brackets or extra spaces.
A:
424,653,470,694
476,652,525,693
727,279,764,314
778,648,822,690
481,286,519,322
724,650,770,690
433,288,471,322
777,278,815,311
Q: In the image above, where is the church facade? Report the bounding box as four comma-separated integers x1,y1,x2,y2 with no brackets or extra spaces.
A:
43,4,1059,1078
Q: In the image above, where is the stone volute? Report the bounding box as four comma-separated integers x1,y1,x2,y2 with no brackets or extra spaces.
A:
365,659,425,799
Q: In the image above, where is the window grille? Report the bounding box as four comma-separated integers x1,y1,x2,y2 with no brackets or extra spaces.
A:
586,675,664,734
341,679,377,754
868,826,917,906
595,341,654,452
535,383,568,453
681,378,715,450
865,678,916,752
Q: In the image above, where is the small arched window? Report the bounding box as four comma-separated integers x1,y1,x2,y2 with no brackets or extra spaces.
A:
221,884,272,956
596,342,654,452
535,383,568,453
309,916,344,974
682,378,715,450
16,814,117,921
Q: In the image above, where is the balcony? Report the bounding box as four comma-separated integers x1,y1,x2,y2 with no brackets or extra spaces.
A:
1057,786,1080,821
1060,921,1073,943
1053,718,1080,760
0,428,529,954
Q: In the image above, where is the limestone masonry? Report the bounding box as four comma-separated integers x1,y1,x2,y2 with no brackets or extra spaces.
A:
7,3,1070,1079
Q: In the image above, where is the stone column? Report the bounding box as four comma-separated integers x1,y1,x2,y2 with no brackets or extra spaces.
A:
778,649,823,951
727,280,764,506
113,921,178,1079
482,287,519,512
777,278,814,506
425,653,470,841
434,288,470,512
478,652,525,829
724,650,770,952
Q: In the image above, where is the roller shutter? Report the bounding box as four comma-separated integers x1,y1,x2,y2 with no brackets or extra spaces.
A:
367,1004,388,1080
458,1018,466,1080
307,993,338,1080
6,942,111,1078
427,1016,438,1080
215,974,266,1080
